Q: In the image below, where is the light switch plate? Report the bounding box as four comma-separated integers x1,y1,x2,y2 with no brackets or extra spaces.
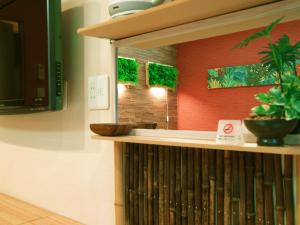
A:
88,75,109,110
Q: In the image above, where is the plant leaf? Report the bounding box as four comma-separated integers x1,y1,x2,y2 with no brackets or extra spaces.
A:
255,93,272,104
235,17,284,48
251,104,283,117
264,16,285,36
285,107,298,120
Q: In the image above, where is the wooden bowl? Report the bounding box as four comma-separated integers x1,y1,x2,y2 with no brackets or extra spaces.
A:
133,122,157,129
90,123,134,136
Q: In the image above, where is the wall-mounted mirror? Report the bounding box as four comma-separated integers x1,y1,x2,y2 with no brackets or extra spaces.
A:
116,19,300,132
117,46,178,130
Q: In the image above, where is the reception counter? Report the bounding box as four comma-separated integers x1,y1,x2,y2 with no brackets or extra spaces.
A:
93,130,300,225
93,134,300,155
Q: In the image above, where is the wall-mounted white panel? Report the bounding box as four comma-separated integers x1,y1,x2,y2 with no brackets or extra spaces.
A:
88,75,110,110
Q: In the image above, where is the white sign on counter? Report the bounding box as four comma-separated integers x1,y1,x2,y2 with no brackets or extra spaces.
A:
216,120,244,145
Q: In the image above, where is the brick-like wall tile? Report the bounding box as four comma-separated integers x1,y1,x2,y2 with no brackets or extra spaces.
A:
118,46,177,129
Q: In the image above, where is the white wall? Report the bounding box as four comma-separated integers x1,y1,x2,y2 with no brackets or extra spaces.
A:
0,0,117,224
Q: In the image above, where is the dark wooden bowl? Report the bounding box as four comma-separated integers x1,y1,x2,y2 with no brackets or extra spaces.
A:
244,119,297,146
90,123,134,136
133,122,157,129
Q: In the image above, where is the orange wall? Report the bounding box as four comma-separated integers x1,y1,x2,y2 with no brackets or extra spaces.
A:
177,20,300,131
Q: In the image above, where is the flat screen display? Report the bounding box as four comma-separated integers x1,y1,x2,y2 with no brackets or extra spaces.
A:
0,20,23,107
0,0,63,114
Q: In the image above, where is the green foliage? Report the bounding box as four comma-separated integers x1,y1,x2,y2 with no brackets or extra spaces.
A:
252,104,283,118
252,74,300,120
258,35,300,77
207,63,279,89
222,73,237,87
236,17,300,87
117,57,138,85
246,64,275,86
235,17,284,48
148,62,178,89
236,17,300,120
208,79,222,88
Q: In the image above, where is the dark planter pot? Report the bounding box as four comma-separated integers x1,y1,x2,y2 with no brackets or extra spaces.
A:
244,119,298,146
290,120,300,134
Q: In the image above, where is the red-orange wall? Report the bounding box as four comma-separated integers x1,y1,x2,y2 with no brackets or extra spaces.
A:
177,20,300,131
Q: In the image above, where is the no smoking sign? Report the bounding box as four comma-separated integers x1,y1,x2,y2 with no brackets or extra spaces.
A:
223,123,234,134
217,120,244,144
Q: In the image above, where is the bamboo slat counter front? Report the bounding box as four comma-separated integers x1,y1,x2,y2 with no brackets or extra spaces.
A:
97,135,300,225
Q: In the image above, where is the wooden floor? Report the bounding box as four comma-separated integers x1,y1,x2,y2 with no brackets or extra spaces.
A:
0,193,83,225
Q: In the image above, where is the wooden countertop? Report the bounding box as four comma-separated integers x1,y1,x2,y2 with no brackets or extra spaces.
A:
92,135,300,155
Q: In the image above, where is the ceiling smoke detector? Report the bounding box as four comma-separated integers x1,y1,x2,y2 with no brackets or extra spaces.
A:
108,0,165,18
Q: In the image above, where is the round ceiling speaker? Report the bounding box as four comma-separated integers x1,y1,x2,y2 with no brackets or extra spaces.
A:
108,0,165,18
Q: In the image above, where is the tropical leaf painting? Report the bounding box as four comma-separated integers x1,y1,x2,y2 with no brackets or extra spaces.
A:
208,62,300,89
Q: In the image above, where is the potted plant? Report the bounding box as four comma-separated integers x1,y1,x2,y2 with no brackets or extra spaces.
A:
235,17,300,146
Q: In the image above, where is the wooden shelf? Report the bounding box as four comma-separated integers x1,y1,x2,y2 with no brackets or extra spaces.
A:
77,0,300,49
114,0,300,49
92,135,300,155
77,0,276,41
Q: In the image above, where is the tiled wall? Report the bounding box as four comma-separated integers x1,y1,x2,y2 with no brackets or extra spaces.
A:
118,46,177,129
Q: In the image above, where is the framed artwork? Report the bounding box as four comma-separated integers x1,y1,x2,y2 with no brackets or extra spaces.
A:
146,62,178,89
208,62,299,89
118,56,139,85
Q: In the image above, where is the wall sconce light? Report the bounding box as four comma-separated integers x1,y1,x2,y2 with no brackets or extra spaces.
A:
118,84,127,94
150,87,166,97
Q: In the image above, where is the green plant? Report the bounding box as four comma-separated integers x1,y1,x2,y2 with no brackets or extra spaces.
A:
222,73,237,87
208,78,222,88
118,56,139,85
147,62,178,89
236,17,300,120
252,75,300,120
246,64,276,86
207,63,281,89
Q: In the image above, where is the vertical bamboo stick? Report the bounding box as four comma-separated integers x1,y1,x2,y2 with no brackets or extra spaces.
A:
284,155,294,225
115,142,125,225
144,145,148,225
181,148,188,225
130,143,135,225
216,151,224,225
224,151,231,225
209,151,216,225
133,144,140,225
274,155,284,225
187,149,195,225
148,145,154,225
164,146,170,225
263,154,274,225
154,146,159,225
194,150,202,225
125,143,130,225
231,152,240,225
245,153,255,225
159,146,165,225
254,154,264,225
239,153,246,225
139,144,145,225
169,147,176,225
202,149,209,225
175,147,182,225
